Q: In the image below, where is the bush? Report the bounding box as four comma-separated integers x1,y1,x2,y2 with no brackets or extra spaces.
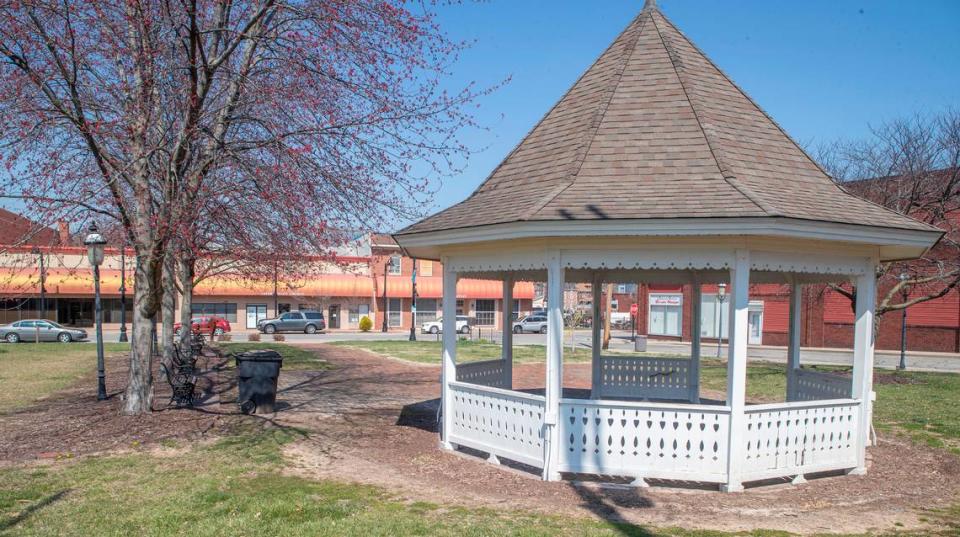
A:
248,333,261,342
272,334,286,342
218,333,232,342
358,315,373,332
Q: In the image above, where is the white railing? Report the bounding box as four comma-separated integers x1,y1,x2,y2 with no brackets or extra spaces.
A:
595,356,693,401
742,399,860,481
557,399,730,482
788,368,852,402
447,381,545,468
456,359,508,388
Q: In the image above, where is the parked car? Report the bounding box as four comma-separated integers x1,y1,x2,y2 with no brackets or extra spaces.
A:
421,315,471,334
513,314,548,334
258,310,325,334
0,319,88,343
175,316,231,336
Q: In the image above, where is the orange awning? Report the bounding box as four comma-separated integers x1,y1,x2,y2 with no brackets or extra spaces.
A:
196,273,374,297
384,276,534,299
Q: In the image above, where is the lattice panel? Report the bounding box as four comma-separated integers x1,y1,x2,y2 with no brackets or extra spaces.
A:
598,356,691,400
558,402,729,480
789,369,852,402
743,401,860,478
448,382,545,467
456,359,508,388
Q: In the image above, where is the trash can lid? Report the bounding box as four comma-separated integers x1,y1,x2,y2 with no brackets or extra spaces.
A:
235,350,283,362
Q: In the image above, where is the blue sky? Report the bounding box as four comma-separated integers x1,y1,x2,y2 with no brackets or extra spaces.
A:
412,0,960,228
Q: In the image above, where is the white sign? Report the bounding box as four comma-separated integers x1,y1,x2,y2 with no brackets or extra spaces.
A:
650,294,682,306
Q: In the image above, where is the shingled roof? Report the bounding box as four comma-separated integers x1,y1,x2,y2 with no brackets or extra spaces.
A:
399,1,935,237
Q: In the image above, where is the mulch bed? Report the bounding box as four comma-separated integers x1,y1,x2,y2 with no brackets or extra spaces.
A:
0,348,241,463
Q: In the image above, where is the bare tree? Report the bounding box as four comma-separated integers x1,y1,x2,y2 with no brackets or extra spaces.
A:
813,110,960,318
0,1,490,413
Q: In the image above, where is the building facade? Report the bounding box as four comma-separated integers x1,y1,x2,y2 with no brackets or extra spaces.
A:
0,227,533,332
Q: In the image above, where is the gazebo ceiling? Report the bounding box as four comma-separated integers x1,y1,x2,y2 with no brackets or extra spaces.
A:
396,1,941,260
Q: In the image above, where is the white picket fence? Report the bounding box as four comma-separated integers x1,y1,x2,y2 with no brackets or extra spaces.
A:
447,381,545,468
557,398,730,482
742,399,860,480
595,356,693,401
446,382,862,485
456,359,509,388
788,368,852,402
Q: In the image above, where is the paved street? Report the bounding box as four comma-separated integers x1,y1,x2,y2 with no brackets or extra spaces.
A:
75,326,960,373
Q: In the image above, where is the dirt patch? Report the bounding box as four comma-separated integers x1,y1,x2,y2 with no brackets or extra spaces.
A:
0,349,240,463
272,344,960,535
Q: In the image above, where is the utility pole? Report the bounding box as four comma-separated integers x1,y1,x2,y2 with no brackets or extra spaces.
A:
118,244,128,342
33,247,46,317
602,283,612,350
273,261,279,315
409,259,417,341
898,273,909,370
381,257,392,332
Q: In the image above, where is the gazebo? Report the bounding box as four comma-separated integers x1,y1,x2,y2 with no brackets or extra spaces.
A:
394,0,941,492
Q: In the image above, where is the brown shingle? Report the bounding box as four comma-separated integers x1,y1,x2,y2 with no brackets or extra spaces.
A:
399,4,934,236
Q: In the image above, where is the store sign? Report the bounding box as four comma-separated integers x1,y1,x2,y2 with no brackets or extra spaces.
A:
650,294,682,306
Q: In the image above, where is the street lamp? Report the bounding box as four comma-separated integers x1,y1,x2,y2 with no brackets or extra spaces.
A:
381,257,393,332
84,221,108,401
118,243,128,343
898,272,909,370
716,283,727,358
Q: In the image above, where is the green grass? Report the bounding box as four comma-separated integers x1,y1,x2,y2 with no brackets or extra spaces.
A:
329,339,642,365
217,342,331,371
870,370,960,453
0,425,723,537
0,343,130,414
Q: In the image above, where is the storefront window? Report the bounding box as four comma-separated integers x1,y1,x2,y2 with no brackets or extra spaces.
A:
349,303,370,324
388,298,402,327
648,294,682,336
475,299,495,326
415,298,438,325
191,303,238,322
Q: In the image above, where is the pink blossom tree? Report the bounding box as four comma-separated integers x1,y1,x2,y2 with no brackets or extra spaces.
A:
0,0,489,413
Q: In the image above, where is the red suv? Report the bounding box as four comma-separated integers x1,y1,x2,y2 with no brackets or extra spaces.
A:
174,316,231,336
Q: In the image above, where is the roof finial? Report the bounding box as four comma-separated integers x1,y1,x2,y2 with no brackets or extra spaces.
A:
644,0,658,10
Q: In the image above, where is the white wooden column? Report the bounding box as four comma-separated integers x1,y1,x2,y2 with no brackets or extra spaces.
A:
690,278,702,403
501,277,514,389
786,279,803,401
722,249,750,492
590,272,602,398
850,260,877,474
543,252,564,481
440,262,458,450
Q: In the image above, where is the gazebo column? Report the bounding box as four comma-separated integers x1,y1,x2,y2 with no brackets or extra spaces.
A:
543,252,564,481
722,249,750,493
689,278,702,403
786,279,803,401
850,260,877,474
440,262,458,451
590,273,602,398
501,276,513,389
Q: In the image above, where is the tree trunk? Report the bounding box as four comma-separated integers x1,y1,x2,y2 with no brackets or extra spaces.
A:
161,256,177,365
123,257,157,414
179,257,195,348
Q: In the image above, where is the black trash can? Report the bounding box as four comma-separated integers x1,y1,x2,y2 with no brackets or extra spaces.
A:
235,350,283,414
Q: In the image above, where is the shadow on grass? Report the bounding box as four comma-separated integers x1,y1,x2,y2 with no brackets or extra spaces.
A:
569,482,657,537
0,489,70,532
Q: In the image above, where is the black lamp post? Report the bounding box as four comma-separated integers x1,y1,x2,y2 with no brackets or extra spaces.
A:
409,259,417,341
898,272,909,371
381,258,393,332
118,244,128,343
84,222,108,401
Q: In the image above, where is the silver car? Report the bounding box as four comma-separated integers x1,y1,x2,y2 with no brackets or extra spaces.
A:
1,319,89,343
513,314,548,334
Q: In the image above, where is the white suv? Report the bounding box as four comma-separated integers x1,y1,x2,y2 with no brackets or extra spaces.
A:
421,315,471,334
513,314,548,334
